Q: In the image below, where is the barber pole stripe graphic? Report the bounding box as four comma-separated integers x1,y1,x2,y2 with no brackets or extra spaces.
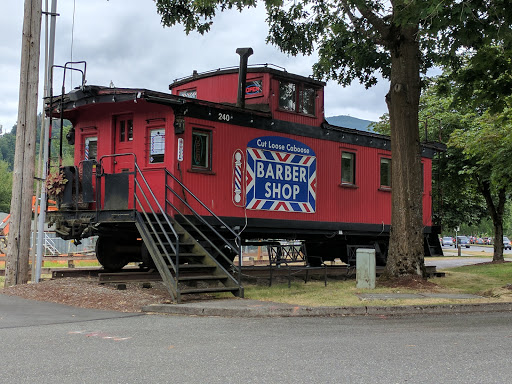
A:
232,150,245,206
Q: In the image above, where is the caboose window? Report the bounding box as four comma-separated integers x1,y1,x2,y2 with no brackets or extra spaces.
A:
149,128,165,164
279,81,316,115
127,119,133,141
279,82,296,111
380,158,392,188
119,119,133,142
178,89,197,99
300,87,316,115
120,120,125,142
191,129,211,170
341,152,355,185
84,136,97,161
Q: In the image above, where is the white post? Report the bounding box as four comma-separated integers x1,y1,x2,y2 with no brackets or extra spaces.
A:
35,0,58,282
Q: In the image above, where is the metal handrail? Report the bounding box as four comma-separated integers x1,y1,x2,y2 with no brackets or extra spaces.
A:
96,154,180,276
165,170,240,251
133,164,180,279
43,233,60,256
165,170,241,283
97,153,137,210
172,63,287,84
94,154,241,293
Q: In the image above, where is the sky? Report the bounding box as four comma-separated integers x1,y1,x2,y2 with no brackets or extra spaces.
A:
0,0,390,133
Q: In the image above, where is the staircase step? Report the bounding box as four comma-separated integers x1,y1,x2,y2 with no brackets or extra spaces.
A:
178,264,216,270
136,210,242,302
180,286,240,294
151,230,185,237
160,252,206,259
178,275,228,281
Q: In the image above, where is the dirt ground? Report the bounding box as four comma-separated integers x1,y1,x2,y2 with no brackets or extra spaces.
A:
1,274,441,313
1,277,177,313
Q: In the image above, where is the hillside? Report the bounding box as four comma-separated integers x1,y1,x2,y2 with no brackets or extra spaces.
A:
326,115,375,132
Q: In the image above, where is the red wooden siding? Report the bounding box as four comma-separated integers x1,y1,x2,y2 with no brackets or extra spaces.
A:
68,87,433,229
176,117,433,227
171,72,272,107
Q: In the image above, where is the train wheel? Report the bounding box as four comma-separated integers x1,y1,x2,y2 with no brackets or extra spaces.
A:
95,236,128,271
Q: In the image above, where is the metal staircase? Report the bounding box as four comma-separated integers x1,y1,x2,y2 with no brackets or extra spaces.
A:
132,163,243,303
43,233,60,256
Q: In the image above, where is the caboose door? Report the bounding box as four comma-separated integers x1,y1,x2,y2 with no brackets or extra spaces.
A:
114,114,134,173
104,114,135,210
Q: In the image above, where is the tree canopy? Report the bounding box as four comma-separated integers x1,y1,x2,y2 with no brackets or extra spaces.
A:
0,160,12,213
377,70,512,261
154,0,512,277
449,110,512,261
155,0,511,84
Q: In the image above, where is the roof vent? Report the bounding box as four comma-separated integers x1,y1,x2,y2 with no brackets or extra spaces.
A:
236,47,253,108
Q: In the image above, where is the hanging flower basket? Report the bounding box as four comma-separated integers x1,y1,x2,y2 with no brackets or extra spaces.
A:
45,171,68,199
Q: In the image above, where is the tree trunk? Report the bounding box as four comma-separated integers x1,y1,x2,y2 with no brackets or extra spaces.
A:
478,180,506,263
382,25,425,278
493,222,504,263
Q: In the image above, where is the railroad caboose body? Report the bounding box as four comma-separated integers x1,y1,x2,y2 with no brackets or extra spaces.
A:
46,51,442,300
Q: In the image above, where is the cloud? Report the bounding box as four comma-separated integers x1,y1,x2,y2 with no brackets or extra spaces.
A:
0,1,388,130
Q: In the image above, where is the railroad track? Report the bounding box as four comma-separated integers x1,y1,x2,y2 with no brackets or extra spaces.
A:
48,264,443,284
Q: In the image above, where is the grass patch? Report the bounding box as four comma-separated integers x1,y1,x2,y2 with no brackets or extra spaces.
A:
244,281,366,307
41,261,100,268
432,262,512,295
239,279,449,307
229,262,512,307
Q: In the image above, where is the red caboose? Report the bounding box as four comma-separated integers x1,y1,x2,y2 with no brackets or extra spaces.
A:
47,49,442,300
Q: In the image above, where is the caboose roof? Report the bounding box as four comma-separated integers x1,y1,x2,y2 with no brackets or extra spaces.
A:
45,84,444,158
45,85,271,119
169,64,326,90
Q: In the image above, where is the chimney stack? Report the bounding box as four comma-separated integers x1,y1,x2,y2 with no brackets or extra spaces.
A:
236,47,253,108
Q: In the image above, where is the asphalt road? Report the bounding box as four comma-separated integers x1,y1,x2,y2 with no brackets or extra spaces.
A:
433,245,512,269
441,244,512,255
1,295,512,383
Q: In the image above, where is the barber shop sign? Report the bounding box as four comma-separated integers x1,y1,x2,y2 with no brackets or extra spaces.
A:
245,136,316,213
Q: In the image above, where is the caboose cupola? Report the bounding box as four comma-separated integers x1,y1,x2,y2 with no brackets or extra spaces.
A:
169,49,326,127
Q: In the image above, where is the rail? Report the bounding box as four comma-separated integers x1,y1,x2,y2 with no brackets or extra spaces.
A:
43,233,60,256
164,169,242,284
96,154,180,298
172,63,287,84
133,162,180,279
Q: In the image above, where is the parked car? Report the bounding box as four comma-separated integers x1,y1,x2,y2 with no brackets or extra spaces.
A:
456,236,471,248
475,238,485,245
442,236,454,246
504,237,511,250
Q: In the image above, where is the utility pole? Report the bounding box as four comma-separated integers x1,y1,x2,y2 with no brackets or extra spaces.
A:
4,0,42,286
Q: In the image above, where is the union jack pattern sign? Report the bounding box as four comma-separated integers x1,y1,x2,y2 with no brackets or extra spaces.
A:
246,136,316,213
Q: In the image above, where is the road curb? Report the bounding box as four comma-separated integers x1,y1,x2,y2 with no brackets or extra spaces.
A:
365,302,512,316
142,300,512,318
